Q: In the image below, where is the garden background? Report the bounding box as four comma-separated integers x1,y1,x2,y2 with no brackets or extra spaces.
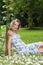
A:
0,0,43,65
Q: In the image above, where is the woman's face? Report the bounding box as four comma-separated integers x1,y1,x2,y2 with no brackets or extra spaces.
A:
12,21,20,32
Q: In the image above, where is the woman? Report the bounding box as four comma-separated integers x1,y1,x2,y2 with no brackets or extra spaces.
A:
7,19,43,56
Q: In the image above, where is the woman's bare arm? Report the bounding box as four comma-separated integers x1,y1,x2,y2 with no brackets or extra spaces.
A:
7,30,13,56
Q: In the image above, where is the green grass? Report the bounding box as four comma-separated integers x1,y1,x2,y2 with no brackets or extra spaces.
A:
19,28,43,44
0,26,43,65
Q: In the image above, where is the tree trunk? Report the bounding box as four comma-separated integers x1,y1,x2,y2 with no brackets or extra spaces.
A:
6,25,8,55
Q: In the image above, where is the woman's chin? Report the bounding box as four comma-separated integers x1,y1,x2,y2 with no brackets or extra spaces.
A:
13,29,17,32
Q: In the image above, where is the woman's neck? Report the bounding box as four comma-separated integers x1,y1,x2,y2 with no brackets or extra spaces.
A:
13,30,18,34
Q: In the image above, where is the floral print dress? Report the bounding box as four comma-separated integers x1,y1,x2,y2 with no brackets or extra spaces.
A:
12,33,39,54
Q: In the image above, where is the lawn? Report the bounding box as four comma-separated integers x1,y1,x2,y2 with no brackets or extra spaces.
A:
19,28,43,44
0,26,43,65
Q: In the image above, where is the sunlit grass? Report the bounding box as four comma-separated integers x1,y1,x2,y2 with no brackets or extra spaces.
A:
19,28,43,44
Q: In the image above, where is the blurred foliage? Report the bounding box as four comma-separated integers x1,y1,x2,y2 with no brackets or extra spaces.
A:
0,0,43,28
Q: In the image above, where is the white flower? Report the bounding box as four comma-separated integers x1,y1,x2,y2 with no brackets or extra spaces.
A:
11,60,14,64
35,62,40,65
35,57,38,60
8,56,12,59
39,60,43,63
33,55,36,58
0,63,2,65
5,56,9,59
4,60,8,62
26,61,31,65
15,61,18,64
20,62,24,64
22,54,26,58
29,55,32,58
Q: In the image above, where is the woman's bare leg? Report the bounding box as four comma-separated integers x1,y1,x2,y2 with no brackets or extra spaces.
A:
38,42,43,53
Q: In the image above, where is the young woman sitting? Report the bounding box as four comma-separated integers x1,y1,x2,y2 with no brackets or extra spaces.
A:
7,19,43,56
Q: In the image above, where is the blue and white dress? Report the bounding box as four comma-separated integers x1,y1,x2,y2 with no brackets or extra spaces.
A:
12,33,39,54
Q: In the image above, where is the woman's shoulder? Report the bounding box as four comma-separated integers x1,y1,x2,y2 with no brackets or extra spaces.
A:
7,30,13,36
